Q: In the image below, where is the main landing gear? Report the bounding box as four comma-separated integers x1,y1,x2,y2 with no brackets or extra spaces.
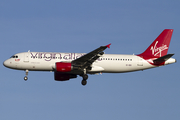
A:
24,70,28,81
81,74,88,86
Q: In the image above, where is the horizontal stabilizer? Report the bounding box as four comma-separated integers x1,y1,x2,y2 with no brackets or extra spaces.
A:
153,54,174,63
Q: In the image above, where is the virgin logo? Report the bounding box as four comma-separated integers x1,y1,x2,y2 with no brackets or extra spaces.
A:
150,41,168,57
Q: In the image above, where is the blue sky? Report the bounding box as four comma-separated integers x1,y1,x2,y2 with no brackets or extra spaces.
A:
0,0,180,120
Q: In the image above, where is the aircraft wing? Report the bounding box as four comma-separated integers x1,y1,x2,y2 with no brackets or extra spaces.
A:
71,44,111,69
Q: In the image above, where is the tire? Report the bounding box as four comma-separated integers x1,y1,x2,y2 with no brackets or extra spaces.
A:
81,80,87,86
24,76,28,81
83,74,88,80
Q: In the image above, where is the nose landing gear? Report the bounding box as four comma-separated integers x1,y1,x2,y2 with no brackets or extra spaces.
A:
24,70,28,81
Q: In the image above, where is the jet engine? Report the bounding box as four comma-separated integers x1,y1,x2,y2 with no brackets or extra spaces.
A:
56,62,72,72
54,72,77,81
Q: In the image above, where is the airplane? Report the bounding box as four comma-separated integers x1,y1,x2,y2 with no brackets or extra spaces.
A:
3,29,176,86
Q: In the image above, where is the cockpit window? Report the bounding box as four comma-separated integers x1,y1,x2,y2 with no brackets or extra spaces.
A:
11,55,18,58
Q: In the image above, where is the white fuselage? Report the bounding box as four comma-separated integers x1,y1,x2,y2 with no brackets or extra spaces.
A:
3,52,176,74
3,30,176,85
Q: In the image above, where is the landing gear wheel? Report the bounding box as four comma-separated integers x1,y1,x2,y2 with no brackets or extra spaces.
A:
83,74,88,80
24,70,29,81
24,76,28,81
81,73,88,86
81,80,87,86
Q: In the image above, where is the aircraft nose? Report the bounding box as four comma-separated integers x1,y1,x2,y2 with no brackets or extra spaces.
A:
3,60,10,68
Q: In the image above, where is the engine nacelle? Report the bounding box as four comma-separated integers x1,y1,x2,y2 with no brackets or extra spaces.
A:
56,62,72,72
54,72,77,81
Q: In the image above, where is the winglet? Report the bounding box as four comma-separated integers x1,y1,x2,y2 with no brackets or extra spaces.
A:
106,43,111,48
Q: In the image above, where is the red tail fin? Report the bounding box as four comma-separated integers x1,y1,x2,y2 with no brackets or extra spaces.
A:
138,29,173,58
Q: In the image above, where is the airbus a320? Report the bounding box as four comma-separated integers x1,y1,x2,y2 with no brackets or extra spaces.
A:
3,29,176,86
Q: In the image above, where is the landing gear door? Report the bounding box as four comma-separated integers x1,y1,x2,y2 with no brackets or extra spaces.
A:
24,52,29,62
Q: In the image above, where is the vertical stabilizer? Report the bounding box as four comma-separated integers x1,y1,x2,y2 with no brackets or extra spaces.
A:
138,29,173,58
